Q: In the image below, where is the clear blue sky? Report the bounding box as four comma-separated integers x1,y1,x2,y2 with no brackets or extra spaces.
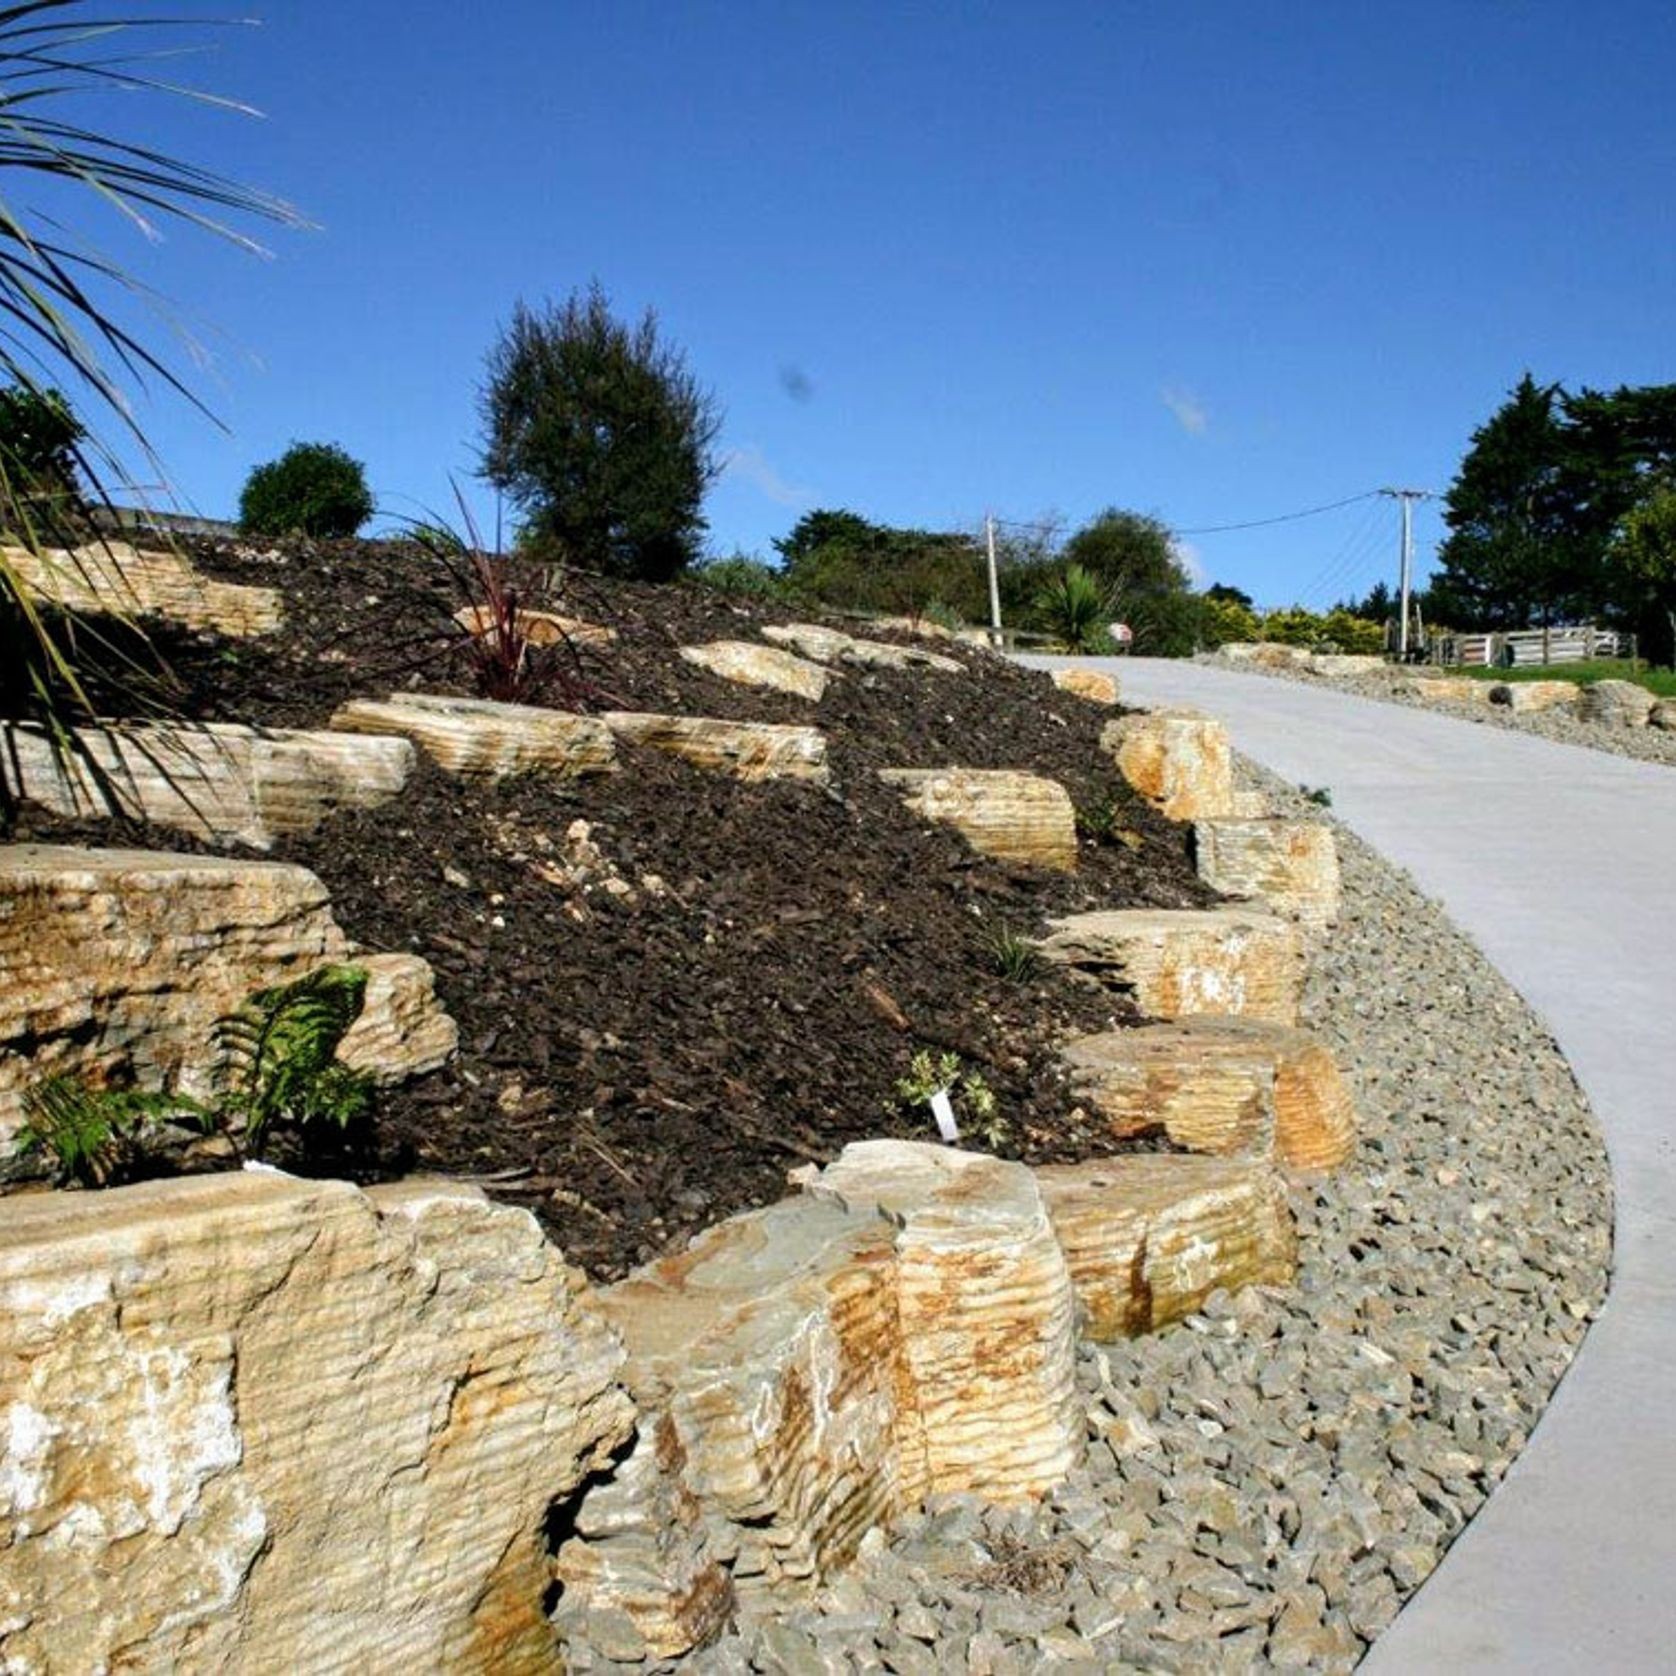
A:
75,1,1676,608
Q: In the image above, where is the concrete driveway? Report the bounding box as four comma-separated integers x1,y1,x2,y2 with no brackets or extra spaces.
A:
1024,656,1676,1673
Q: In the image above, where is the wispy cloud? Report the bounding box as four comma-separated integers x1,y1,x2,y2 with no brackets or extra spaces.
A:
1172,537,1207,585
1161,384,1209,436
718,443,814,508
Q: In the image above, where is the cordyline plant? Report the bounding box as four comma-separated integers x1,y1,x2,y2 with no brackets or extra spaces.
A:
0,3,307,785
403,485,606,711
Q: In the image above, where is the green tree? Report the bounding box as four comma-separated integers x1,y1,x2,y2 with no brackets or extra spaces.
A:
1433,375,1576,629
773,508,987,619
1062,509,1200,654
0,386,84,515
1610,478,1676,664
479,284,721,581
239,442,373,539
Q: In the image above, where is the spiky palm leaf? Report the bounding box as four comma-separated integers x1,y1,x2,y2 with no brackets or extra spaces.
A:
0,2,307,773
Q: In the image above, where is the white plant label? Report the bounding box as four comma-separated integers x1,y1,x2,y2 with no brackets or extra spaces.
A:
929,1087,960,1142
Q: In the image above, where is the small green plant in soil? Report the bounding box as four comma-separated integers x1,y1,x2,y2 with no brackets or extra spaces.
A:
217,963,376,1159
1075,791,1145,850
983,924,1043,984
892,1049,1010,1150
1300,784,1334,807
18,1078,209,1187
18,964,375,1186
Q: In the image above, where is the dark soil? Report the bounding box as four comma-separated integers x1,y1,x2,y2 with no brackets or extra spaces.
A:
7,536,1219,1279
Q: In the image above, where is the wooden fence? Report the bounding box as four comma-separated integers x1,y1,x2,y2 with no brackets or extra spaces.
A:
1436,625,1631,668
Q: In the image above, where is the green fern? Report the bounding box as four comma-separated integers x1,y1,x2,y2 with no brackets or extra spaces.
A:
19,1076,206,1186
216,963,375,1158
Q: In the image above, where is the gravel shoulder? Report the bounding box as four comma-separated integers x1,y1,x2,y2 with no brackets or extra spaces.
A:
568,766,1614,1674
1210,656,1676,769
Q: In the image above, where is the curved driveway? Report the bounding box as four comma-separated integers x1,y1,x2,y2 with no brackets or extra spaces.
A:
1026,656,1676,1673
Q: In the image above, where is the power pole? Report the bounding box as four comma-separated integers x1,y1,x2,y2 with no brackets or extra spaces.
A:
1380,488,1433,659
984,512,1003,647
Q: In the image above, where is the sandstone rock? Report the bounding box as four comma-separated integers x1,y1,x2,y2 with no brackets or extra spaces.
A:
1034,1156,1297,1338
1050,668,1120,704
802,1141,1082,1503
1407,676,1490,707
1193,816,1340,928
0,846,344,1142
762,622,966,675
0,718,413,849
0,846,452,1144
678,640,832,701
1100,709,1235,821
878,767,1077,872
1214,642,1313,672
5,539,283,637
1310,653,1387,678
454,603,617,648
560,1141,1086,1655
580,1196,913,1622
1035,907,1305,1025
1488,680,1580,714
0,1172,634,1672
336,951,458,1085
603,712,829,782
1577,678,1655,728
550,1418,735,1660
331,691,618,779
1230,789,1272,818
1060,1019,1357,1169
874,614,961,642
1651,700,1676,732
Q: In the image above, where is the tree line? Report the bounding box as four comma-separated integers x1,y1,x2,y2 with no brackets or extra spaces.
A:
1426,374,1676,660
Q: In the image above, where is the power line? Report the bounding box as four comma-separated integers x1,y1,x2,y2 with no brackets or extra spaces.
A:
1176,490,1382,536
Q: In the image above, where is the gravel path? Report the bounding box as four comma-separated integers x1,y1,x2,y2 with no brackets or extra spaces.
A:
569,770,1612,1674
1207,656,1676,770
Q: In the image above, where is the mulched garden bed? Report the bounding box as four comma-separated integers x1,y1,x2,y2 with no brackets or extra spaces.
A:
6,536,1220,1278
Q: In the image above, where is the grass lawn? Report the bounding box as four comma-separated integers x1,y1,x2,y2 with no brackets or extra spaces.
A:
1449,659,1676,697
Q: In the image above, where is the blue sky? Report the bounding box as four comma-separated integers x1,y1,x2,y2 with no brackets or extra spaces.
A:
66,1,1676,607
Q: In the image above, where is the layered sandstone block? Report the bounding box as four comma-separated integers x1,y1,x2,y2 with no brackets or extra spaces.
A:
1101,708,1235,821
1215,642,1313,672
1035,906,1305,1025
878,767,1078,872
331,691,618,779
0,718,414,849
581,1197,911,1621
1036,1156,1297,1339
5,539,283,637
1578,679,1655,728
1310,653,1387,678
0,1173,633,1673
561,1142,1085,1654
1061,1019,1357,1170
603,712,829,783
803,1141,1083,1502
0,846,452,1143
1193,816,1341,927
337,952,459,1085
1407,676,1490,707
1488,679,1580,714
454,603,617,649
678,640,833,701
1050,667,1120,704
761,622,966,675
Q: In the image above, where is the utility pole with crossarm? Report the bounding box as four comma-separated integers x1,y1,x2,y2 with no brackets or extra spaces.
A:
1380,488,1434,659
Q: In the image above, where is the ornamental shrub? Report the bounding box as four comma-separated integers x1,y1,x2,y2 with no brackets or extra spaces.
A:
238,441,374,538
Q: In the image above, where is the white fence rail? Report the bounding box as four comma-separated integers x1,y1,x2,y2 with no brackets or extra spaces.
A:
1440,625,1629,668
